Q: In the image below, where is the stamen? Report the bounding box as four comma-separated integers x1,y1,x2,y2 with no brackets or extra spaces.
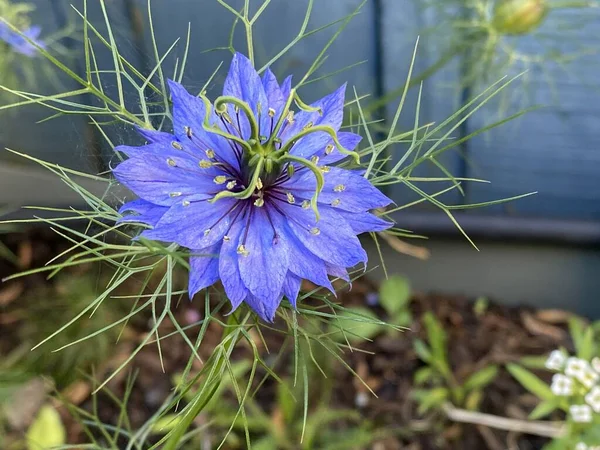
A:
205,149,215,159
170,192,182,197
171,141,183,150
223,235,231,242
331,199,341,207
320,166,331,173
204,229,211,236
310,227,321,236
303,121,313,130
199,160,212,169
214,176,227,185
184,126,193,138
254,197,265,207
301,200,310,209
268,108,276,117
256,178,264,190
167,158,177,167
286,111,295,124
286,192,296,204
182,200,191,207
237,244,250,257
226,180,237,190
325,144,334,155
311,156,319,165
334,184,346,192
287,165,295,178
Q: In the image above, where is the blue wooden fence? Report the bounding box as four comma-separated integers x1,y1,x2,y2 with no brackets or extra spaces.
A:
2,0,600,224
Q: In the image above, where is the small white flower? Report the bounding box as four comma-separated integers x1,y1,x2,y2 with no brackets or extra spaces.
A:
570,404,593,423
551,374,574,396
592,357,600,374
566,358,599,388
580,367,600,390
575,443,588,450
586,386,600,413
545,350,566,371
566,357,590,378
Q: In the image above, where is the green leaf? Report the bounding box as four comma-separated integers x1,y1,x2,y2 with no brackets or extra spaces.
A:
413,387,449,415
414,367,436,385
473,296,489,318
423,313,450,375
26,405,66,450
464,390,483,411
277,379,297,424
392,310,413,328
529,399,559,420
413,339,432,363
569,316,587,354
519,355,551,370
464,366,499,392
379,275,411,316
330,307,385,344
506,364,554,401
150,415,182,434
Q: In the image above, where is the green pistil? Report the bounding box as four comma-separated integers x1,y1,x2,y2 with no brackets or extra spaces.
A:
210,157,265,203
276,154,324,221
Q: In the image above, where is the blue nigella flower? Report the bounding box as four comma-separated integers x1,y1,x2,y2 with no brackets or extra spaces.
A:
115,52,393,322
0,22,45,57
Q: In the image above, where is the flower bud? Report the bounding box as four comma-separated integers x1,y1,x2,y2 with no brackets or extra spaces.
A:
492,0,548,35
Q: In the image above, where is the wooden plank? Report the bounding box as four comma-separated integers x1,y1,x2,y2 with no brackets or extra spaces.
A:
380,0,463,208
135,0,377,119
466,10,600,219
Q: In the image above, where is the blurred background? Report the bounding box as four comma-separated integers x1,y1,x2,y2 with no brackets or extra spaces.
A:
2,0,600,315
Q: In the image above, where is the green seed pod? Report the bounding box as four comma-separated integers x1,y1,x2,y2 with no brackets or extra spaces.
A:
492,0,548,35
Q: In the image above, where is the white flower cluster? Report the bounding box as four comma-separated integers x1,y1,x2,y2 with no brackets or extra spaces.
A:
576,443,600,450
545,350,600,423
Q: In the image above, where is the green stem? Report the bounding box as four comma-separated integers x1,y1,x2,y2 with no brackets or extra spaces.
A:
214,95,260,142
162,314,246,450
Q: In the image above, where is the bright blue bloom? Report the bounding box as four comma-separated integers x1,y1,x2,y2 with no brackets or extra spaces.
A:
115,53,392,322
0,22,45,57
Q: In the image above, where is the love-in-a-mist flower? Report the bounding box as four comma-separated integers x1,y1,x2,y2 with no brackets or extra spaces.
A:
586,386,600,413
116,53,392,322
545,349,566,371
551,374,573,396
0,22,45,57
570,404,593,423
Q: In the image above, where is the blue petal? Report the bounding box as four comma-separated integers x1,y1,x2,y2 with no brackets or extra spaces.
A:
326,264,350,282
268,205,334,292
135,127,174,144
336,210,393,234
319,132,362,165
141,198,238,248
282,167,393,213
223,53,268,140
188,244,221,298
238,208,290,307
276,201,367,268
118,199,168,227
282,273,302,308
262,68,286,113
244,293,282,322
219,219,249,308
282,84,346,159
112,151,221,206
168,80,240,172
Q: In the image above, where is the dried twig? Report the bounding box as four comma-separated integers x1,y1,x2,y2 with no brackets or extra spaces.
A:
378,231,430,260
443,404,565,439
